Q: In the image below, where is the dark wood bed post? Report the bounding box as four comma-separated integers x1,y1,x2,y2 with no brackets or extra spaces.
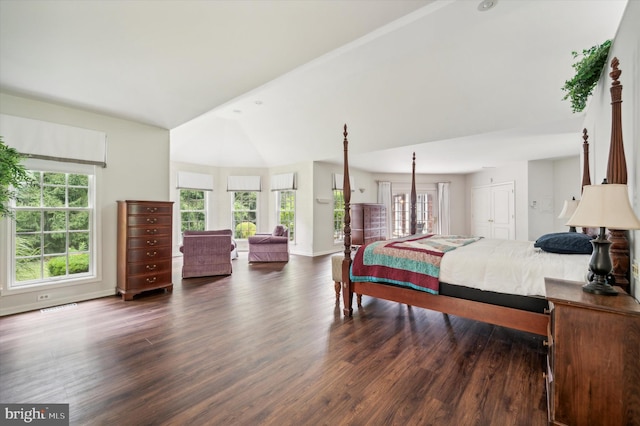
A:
410,152,417,235
606,58,630,293
342,124,354,316
581,129,591,191
581,129,591,234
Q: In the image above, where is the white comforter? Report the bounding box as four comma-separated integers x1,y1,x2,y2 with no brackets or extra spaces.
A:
439,239,590,297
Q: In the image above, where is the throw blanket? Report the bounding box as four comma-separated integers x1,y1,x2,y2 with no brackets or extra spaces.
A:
350,234,483,294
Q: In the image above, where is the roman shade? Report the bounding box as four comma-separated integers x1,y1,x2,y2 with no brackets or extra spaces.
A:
0,114,107,167
227,176,261,191
270,172,296,191
177,171,214,191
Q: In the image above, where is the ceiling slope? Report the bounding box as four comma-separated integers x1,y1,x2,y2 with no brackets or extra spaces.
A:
0,0,628,173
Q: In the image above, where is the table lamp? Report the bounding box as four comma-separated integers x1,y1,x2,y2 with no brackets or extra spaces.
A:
558,197,579,232
566,183,640,295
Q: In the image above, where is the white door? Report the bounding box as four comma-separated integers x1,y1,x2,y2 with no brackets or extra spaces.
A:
490,182,515,239
471,186,491,238
471,182,515,239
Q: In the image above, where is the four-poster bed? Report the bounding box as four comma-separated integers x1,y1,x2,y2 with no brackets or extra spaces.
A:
339,58,632,336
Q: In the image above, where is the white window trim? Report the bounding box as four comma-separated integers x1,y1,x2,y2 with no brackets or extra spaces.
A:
230,191,259,239
179,189,208,240
5,159,101,293
275,190,296,243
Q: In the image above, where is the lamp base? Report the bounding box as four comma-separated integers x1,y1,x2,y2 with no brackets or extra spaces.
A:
582,280,618,296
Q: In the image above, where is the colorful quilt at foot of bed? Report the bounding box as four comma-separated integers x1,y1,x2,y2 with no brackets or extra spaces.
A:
350,234,483,294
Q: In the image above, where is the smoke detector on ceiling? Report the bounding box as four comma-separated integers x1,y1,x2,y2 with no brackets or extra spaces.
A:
477,0,497,12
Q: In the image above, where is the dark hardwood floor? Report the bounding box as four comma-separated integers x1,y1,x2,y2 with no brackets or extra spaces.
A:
0,253,548,425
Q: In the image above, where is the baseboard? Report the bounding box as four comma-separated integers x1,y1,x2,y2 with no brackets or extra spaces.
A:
0,289,116,316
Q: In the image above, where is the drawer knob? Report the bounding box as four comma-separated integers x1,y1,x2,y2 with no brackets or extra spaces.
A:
146,277,157,283
147,207,158,213
146,251,157,257
147,240,158,246
146,218,157,224
146,229,158,234
146,264,157,271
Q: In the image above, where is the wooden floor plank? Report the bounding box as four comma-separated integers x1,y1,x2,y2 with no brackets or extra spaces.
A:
0,253,547,425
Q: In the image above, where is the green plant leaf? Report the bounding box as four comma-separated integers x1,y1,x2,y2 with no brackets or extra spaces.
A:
561,40,611,113
0,136,34,218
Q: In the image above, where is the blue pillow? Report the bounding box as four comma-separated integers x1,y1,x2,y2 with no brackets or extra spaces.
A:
534,232,593,254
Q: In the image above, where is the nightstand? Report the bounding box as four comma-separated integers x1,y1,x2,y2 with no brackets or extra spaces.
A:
544,277,640,425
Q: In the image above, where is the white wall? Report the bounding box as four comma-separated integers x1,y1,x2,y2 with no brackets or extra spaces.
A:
582,0,639,299
268,162,314,256
312,161,375,256
170,161,316,256
374,171,468,235
553,156,582,232
0,92,170,315
528,160,555,240
466,162,529,241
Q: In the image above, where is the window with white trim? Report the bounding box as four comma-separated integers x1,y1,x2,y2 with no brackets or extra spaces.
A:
11,161,96,288
231,191,257,239
180,189,206,232
276,190,295,242
391,190,436,237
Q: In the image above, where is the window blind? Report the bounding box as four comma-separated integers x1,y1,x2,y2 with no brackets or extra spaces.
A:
177,171,214,191
227,175,261,191
0,114,107,167
270,172,296,191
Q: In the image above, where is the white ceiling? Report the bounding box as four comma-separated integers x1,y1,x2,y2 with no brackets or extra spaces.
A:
0,0,628,174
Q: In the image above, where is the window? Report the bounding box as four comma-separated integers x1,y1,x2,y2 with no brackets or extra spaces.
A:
180,189,206,232
391,191,436,238
333,190,345,241
232,191,257,239
11,164,95,288
276,191,295,242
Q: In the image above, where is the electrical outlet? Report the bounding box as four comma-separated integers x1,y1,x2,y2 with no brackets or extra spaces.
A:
37,294,50,301
632,260,639,280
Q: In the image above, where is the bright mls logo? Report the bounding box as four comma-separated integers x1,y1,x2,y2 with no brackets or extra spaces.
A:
1,404,69,425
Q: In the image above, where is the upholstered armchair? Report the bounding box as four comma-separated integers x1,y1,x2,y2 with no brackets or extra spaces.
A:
180,229,234,278
248,225,289,262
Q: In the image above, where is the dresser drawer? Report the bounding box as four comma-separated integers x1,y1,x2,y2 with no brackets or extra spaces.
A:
127,215,172,227
127,226,171,237
128,235,171,249
128,246,172,263
127,271,172,290
128,203,173,215
127,260,171,276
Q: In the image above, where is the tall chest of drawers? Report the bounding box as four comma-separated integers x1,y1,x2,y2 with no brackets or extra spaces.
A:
351,203,386,246
116,200,174,300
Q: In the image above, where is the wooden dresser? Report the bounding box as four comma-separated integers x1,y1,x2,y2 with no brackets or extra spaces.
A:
350,203,386,246
544,278,640,425
116,200,174,301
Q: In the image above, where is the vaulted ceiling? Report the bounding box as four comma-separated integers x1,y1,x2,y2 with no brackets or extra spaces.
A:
0,0,628,174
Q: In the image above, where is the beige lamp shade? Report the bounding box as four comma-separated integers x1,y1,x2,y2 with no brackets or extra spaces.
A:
566,184,640,229
558,198,579,219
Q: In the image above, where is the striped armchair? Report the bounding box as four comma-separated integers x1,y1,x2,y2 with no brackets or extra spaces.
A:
180,229,234,278
248,225,289,263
